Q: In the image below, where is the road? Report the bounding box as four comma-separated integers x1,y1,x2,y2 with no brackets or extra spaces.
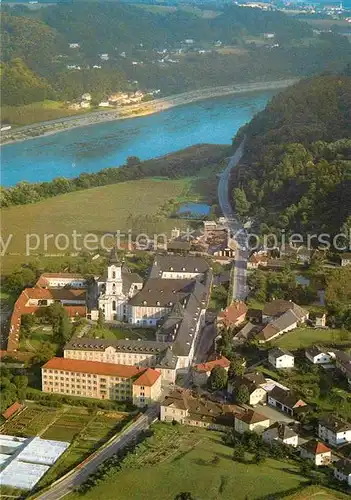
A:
36,406,158,500
218,140,248,301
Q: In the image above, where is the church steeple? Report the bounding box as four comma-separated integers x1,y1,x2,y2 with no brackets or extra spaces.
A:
109,247,122,266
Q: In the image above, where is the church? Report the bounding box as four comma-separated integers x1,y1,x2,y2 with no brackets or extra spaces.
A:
97,250,143,321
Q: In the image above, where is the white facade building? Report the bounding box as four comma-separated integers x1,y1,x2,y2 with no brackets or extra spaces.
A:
305,346,335,364
268,348,294,369
318,416,351,446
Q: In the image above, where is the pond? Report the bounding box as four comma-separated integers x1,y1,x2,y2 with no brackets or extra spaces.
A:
177,202,211,218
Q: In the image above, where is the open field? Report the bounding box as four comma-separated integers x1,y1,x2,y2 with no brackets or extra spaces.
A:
1,178,191,273
273,327,351,350
286,484,350,500
68,423,310,500
19,325,58,353
2,100,85,127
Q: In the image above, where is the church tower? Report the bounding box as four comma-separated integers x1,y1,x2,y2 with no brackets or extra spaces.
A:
105,248,123,296
98,248,126,321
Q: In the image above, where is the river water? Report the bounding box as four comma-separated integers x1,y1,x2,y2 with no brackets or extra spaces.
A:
1,90,276,186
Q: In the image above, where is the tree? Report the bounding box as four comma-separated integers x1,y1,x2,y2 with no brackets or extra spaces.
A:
233,188,250,216
5,267,36,295
232,444,246,463
207,365,228,392
229,358,245,378
32,341,56,364
253,449,266,464
235,384,250,404
97,308,105,328
56,313,72,344
174,493,196,500
126,156,141,167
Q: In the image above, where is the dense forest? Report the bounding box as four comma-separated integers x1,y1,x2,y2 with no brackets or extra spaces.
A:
1,3,351,106
231,75,351,237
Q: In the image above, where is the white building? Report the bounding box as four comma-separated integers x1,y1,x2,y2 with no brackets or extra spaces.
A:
97,251,143,322
263,422,299,447
268,348,294,369
81,93,92,101
318,416,351,446
98,101,110,107
300,440,331,466
334,459,351,487
305,346,335,365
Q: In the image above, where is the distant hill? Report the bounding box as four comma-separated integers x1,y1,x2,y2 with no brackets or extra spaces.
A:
231,75,351,236
1,58,54,106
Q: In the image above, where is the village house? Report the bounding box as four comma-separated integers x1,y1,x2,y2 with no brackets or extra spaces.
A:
234,409,270,435
334,459,351,487
42,357,161,407
263,422,299,447
318,415,351,446
313,312,327,328
305,346,335,365
299,439,331,466
334,350,351,386
247,253,268,269
81,93,92,101
98,101,110,107
268,386,306,416
228,372,267,406
80,101,91,109
192,356,230,386
262,300,309,324
160,387,237,430
338,253,351,267
268,348,294,369
216,301,247,331
69,43,80,48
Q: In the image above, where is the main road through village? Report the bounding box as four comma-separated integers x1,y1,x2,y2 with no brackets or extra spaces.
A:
35,143,247,499
218,140,249,301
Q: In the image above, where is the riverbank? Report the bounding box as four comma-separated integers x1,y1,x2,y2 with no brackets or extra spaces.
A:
0,79,298,146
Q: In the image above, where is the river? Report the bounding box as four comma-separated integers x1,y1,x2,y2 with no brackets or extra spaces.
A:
1,90,276,187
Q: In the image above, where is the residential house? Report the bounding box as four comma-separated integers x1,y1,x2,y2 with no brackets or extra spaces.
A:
217,301,248,331
247,308,262,324
99,101,110,107
100,53,109,61
160,387,237,430
268,386,306,416
2,402,25,421
166,240,191,254
305,346,335,365
268,348,294,369
192,356,230,386
262,300,309,323
228,372,267,406
334,459,351,487
257,310,300,343
338,253,351,267
313,313,327,328
247,253,268,269
80,101,91,109
69,43,80,48
296,246,312,264
42,357,161,407
300,440,331,466
234,410,270,434
334,350,351,386
318,415,351,446
81,93,92,101
263,422,299,447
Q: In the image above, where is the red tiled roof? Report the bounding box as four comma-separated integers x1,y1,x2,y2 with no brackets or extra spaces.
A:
301,439,331,455
2,402,24,420
134,368,161,387
42,357,160,386
218,301,247,327
193,356,230,373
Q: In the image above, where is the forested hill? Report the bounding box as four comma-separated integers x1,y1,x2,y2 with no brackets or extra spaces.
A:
1,2,351,107
231,75,351,236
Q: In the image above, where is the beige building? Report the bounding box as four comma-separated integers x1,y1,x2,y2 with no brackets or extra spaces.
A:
234,410,270,434
160,387,237,430
300,440,331,466
42,357,161,407
263,422,299,447
228,372,267,406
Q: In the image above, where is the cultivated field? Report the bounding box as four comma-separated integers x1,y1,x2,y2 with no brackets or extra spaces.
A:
68,423,310,500
1,403,131,486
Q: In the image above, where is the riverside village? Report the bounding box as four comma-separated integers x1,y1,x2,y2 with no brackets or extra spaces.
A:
1,216,351,497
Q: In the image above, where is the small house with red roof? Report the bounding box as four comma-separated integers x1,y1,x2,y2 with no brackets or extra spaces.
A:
1,402,25,421
192,356,230,385
217,301,247,331
300,439,331,466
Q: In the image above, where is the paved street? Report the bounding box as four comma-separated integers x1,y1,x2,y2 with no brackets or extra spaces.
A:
36,406,158,500
217,140,248,301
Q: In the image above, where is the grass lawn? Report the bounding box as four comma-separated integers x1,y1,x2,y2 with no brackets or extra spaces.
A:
19,325,59,352
68,423,309,500
274,327,351,350
286,484,350,499
86,326,156,341
1,178,191,274
1,100,86,127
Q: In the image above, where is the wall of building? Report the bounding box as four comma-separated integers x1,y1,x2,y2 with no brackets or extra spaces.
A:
318,424,351,446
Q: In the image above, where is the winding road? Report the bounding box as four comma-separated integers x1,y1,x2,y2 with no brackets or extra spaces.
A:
218,140,249,301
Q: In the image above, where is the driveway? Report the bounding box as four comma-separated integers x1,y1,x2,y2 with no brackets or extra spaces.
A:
251,404,295,424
